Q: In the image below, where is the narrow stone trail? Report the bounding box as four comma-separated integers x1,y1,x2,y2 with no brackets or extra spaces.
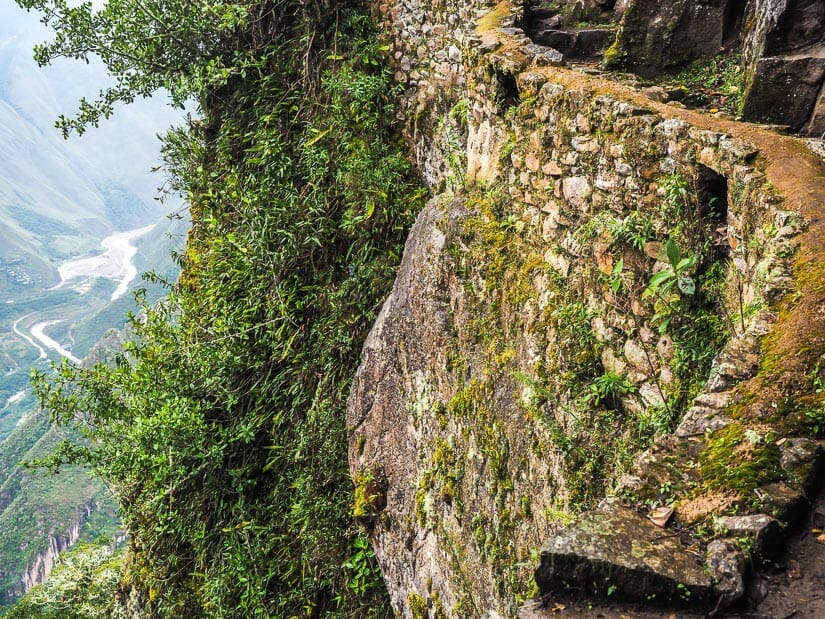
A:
540,67,825,410
482,9,825,428
487,26,825,619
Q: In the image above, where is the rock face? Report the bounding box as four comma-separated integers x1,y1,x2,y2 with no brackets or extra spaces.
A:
348,194,565,617
348,5,806,615
5,502,93,604
611,0,825,133
535,497,727,609
741,0,825,132
612,0,736,75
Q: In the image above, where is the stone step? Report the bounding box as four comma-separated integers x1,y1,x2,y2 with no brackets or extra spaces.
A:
534,497,745,611
526,26,616,58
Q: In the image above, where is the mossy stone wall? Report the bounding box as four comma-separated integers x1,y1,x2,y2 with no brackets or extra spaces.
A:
349,2,806,617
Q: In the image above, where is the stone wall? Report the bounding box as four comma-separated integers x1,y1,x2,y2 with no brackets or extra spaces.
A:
374,0,497,188
349,2,806,616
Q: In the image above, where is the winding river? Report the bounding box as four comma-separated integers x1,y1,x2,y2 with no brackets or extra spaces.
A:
56,224,156,301
12,224,156,364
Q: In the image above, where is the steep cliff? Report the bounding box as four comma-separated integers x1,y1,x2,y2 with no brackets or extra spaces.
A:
17,509,87,597
348,0,825,616
14,0,825,616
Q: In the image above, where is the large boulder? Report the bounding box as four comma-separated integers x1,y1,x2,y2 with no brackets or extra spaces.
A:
610,0,731,76
762,0,825,55
741,55,825,130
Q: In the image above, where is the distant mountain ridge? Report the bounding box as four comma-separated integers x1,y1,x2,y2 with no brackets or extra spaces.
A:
0,0,181,289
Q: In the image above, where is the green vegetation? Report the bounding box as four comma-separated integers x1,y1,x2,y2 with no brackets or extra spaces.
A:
699,422,782,495
5,543,123,619
408,591,428,619
664,52,745,116
19,1,425,616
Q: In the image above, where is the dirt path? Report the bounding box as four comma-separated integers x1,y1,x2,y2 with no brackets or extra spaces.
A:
746,481,825,619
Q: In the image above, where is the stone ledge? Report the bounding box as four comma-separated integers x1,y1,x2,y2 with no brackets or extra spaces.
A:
535,497,738,610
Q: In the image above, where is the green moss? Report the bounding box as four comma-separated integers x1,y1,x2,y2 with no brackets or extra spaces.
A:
431,590,448,619
408,591,428,619
698,422,782,495
414,483,429,527
446,378,487,420
352,469,386,525
602,40,627,70
430,438,464,510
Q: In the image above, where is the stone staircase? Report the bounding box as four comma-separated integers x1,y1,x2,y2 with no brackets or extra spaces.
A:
520,4,617,61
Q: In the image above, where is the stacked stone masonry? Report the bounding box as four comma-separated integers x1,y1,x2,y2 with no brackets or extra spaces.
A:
351,0,821,616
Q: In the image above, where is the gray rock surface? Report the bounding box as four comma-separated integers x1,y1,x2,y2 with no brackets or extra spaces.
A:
742,55,825,131
612,0,730,76
714,514,783,561
535,497,736,609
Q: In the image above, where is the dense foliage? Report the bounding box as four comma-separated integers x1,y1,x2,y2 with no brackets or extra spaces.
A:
23,1,425,616
5,544,124,619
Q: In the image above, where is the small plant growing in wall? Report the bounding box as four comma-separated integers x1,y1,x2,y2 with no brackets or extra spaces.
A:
644,239,697,333
586,371,636,411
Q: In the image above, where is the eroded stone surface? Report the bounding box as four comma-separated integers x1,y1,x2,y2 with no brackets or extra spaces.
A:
705,539,746,604
742,56,825,131
535,498,722,608
612,0,728,76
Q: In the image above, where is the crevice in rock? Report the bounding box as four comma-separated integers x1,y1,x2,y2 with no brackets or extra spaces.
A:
696,164,730,265
495,70,520,113
722,0,747,50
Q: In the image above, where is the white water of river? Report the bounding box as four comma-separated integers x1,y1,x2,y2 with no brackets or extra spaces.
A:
56,224,156,301
30,320,81,364
12,224,157,365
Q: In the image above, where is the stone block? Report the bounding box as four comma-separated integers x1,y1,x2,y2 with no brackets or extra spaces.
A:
742,56,825,131
714,514,784,562
535,497,733,609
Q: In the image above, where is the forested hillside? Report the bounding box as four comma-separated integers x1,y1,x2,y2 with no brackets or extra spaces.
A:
11,0,425,615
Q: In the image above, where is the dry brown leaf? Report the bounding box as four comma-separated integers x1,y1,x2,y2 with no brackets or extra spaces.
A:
649,505,674,527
